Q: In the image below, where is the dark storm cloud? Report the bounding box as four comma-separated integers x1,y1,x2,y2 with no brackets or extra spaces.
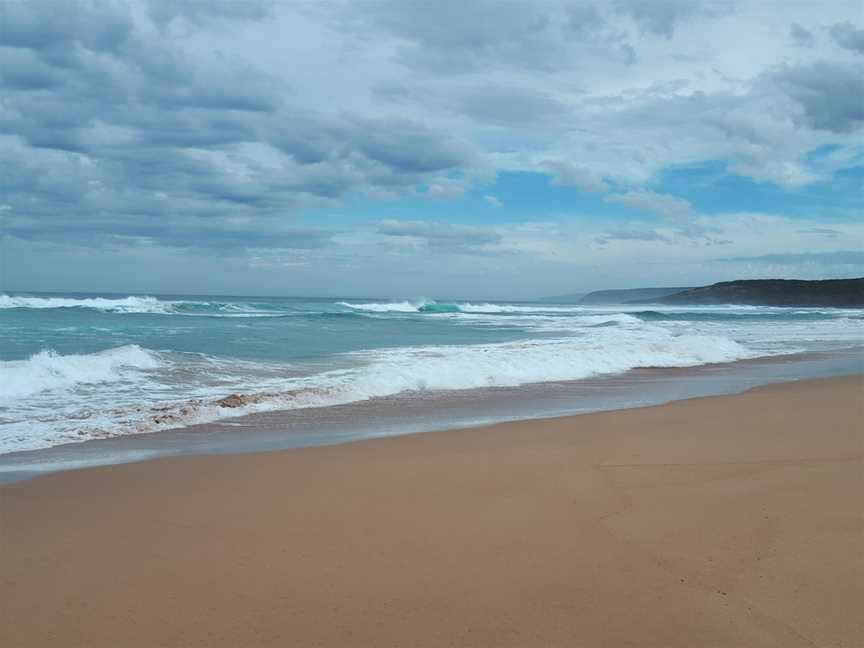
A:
830,21,864,54
0,0,133,53
147,0,276,29
0,47,66,89
6,221,336,251
455,84,568,125
369,80,572,130
0,0,473,250
4,191,325,264
789,23,815,48
1,0,861,277
341,0,644,73
337,0,563,73
375,220,502,250
564,4,636,64
0,1,283,153
565,3,609,38
345,117,471,174
613,0,735,39
771,61,864,133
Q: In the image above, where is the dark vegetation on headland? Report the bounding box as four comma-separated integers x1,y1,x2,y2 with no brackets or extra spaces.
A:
563,278,864,307
644,278,864,308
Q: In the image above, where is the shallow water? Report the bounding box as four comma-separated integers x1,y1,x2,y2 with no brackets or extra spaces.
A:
2,291,862,455
0,349,860,483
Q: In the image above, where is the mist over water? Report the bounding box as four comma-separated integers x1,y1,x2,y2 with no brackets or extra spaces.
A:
2,293,862,454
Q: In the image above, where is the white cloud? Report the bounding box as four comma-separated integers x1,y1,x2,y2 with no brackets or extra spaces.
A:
7,210,863,297
605,190,695,219
830,21,864,54
543,161,609,193
1,0,862,295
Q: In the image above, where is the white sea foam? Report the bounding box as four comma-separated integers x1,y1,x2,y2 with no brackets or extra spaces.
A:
339,300,595,314
0,345,162,400
0,294,175,314
0,294,299,317
457,302,589,314
0,326,763,453
435,311,643,333
337,300,434,312
3,297,861,454
338,328,757,395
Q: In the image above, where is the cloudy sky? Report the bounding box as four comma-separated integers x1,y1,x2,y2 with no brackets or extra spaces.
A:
1,0,862,299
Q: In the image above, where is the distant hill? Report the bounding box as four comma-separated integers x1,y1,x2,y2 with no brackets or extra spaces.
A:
537,293,586,303
652,278,864,308
577,287,694,305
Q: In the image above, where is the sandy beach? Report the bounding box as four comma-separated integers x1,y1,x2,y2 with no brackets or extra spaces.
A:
1,375,862,647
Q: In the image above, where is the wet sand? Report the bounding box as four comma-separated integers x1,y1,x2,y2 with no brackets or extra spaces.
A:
1,375,862,647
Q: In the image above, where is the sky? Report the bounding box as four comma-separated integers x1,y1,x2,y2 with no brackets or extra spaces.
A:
0,0,862,300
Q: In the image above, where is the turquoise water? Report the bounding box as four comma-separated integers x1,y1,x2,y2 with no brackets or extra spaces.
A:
2,292,862,454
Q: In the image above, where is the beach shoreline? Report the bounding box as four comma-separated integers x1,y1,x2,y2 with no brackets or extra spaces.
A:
2,347,861,482
1,375,862,647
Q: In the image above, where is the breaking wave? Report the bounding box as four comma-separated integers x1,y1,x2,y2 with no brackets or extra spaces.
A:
0,294,175,314
337,300,438,313
5,293,860,455
0,345,162,400
337,300,591,315
1,327,763,452
0,295,305,318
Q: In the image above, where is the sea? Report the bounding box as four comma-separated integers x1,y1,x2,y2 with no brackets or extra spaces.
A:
1,292,862,478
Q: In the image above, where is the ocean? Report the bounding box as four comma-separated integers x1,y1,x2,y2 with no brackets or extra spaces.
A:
1,292,862,460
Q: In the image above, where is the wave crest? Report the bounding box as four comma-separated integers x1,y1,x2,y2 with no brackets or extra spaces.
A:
337,300,434,313
0,294,174,314
339,300,601,315
3,327,762,451
0,345,162,400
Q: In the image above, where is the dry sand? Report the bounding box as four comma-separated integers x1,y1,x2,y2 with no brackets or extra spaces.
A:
1,376,862,647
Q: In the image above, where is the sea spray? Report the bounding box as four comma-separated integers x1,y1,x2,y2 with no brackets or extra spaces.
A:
1,328,761,452
2,294,861,454
0,294,175,314
0,345,162,400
